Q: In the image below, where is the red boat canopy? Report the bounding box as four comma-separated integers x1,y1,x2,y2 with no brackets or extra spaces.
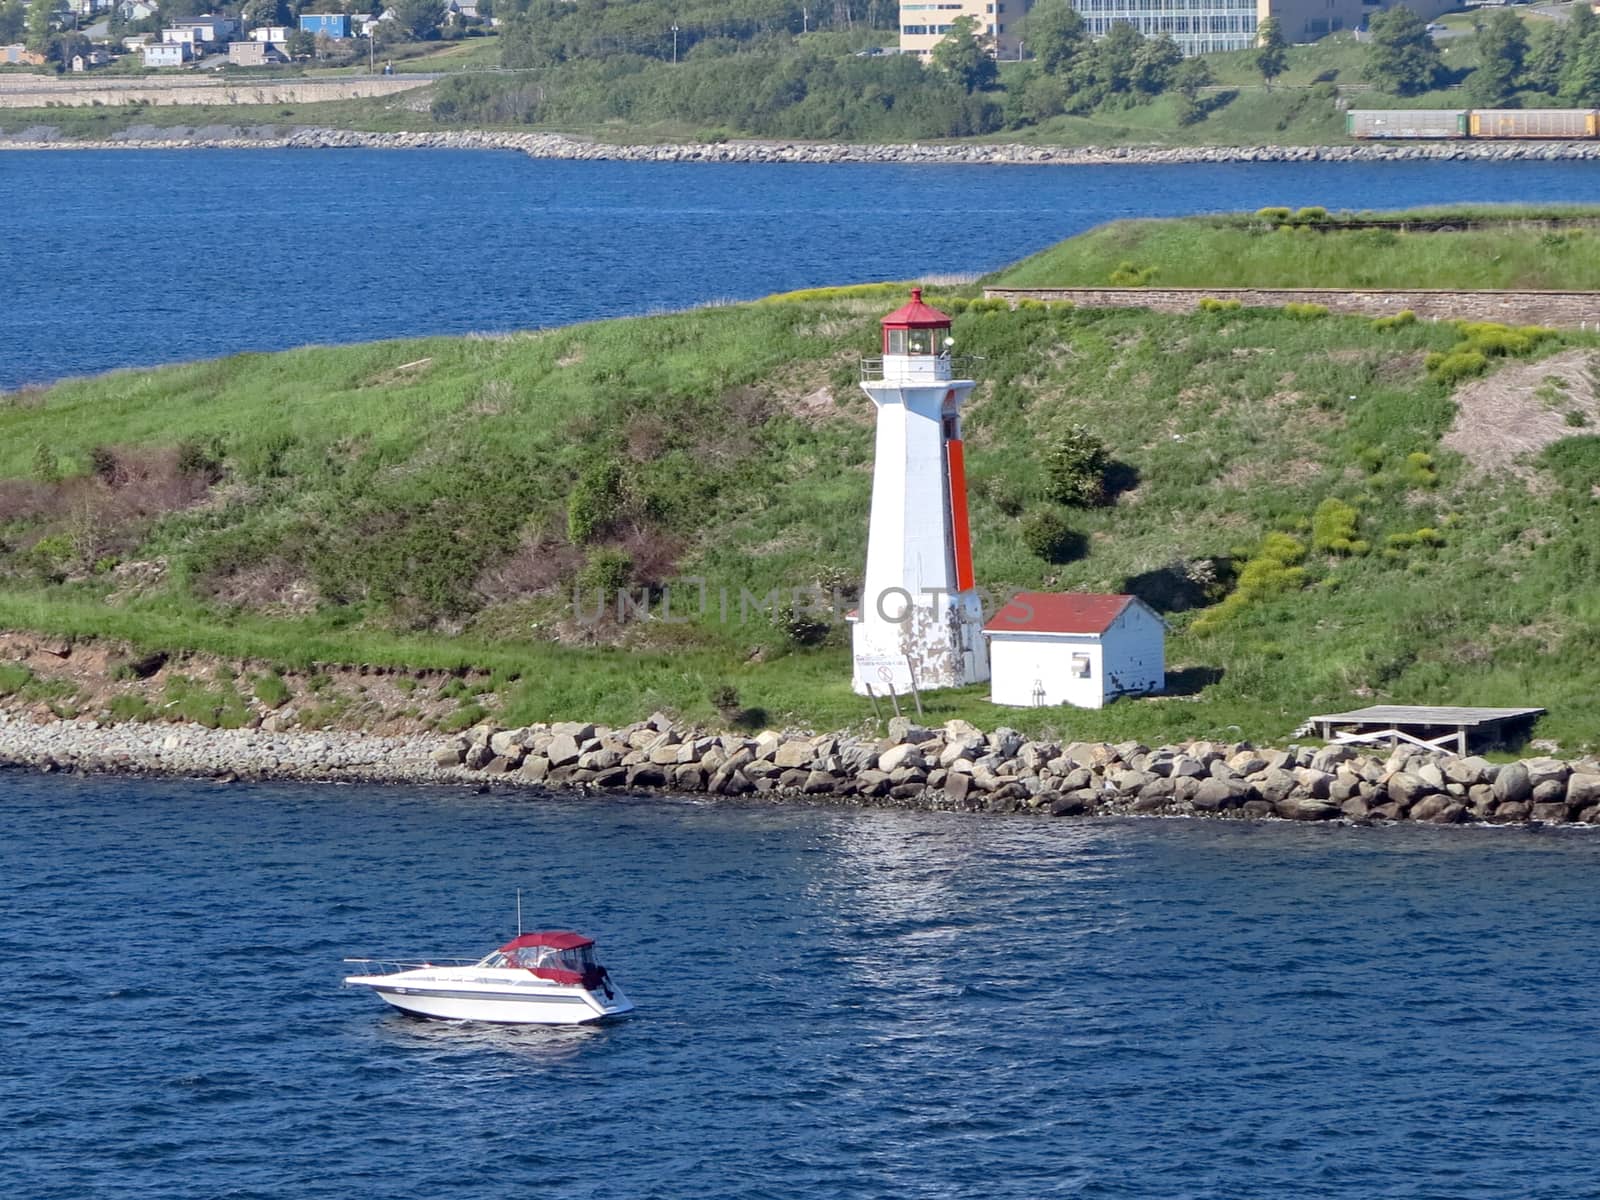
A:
498,931,594,953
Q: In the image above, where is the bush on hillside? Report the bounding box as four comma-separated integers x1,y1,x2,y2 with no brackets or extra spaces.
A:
1020,506,1085,564
1193,530,1308,632
1284,302,1328,319
567,459,624,544
1043,423,1111,508
1311,497,1369,556
1108,261,1157,287
1372,309,1417,331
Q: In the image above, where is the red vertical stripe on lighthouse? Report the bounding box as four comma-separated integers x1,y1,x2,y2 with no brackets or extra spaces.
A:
947,438,975,593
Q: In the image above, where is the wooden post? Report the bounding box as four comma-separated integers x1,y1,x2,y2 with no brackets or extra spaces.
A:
1457,726,1467,757
864,683,883,724
903,654,924,719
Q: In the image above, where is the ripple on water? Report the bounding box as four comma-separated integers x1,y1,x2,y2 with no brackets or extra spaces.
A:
4,777,1600,1198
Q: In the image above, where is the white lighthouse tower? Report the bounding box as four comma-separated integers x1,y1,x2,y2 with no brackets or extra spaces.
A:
850,289,989,697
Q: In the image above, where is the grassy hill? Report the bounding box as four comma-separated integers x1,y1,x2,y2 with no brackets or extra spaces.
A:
4,214,1600,748
990,207,1600,290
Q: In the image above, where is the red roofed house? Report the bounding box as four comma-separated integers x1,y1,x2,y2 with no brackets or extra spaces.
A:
983,592,1165,709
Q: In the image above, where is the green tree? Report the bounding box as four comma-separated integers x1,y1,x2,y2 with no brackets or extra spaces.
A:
1469,7,1528,107
1560,28,1600,105
390,0,446,39
1361,5,1444,96
1525,20,1565,95
931,15,997,92
1044,423,1111,507
1093,20,1143,98
242,0,289,27
1024,0,1085,75
1171,55,1212,124
1255,16,1287,89
24,0,52,51
1558,7,1600,103
0,0,25,43
1131,33,1181,96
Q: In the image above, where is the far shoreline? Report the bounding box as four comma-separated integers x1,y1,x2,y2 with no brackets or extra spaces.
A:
6,126,1600,165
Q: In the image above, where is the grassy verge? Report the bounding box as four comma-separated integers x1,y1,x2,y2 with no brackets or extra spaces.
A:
990,209,1600,290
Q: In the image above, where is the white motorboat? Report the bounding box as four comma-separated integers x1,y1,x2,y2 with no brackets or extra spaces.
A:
343,930,634,1025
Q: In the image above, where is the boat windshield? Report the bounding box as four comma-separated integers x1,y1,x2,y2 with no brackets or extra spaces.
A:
498,944,597,972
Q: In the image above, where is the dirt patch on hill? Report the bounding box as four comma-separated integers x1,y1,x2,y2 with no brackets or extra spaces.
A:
1442,349,1598,477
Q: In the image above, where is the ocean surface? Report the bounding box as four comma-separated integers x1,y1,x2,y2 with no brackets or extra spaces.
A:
4,773,1600,1199
1,151,1598,390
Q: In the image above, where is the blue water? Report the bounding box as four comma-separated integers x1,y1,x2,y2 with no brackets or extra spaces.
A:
4,774,1599,1198
1,150,1598,389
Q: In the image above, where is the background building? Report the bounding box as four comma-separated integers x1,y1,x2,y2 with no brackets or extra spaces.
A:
902,0,1455,59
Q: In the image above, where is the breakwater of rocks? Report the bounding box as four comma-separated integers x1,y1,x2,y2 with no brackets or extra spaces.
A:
7,706,1599,827
7,126,1600,165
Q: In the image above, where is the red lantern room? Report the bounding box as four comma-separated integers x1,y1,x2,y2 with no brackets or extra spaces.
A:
880,287,952,356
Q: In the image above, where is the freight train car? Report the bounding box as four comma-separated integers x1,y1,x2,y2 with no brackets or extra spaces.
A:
1346,110,1469,139
1469,108,1599,138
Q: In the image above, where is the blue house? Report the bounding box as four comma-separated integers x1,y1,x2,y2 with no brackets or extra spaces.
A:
298,12,352,37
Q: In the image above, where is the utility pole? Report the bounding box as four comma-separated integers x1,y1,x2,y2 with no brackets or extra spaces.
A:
670,21,678,62
802,4,809,33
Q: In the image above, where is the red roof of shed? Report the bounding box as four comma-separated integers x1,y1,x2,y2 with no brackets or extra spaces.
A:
498,931,594,953
984,592,1134,636
881,287,951,329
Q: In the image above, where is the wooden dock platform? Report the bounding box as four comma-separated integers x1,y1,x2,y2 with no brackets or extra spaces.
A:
1305,705,1546,756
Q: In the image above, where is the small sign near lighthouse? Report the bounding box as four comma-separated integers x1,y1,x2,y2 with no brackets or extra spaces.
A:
849,289,989,696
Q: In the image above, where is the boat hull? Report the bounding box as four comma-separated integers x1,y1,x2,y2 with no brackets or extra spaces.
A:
346,971,633,1025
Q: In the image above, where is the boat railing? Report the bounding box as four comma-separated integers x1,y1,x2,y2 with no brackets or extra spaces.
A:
342,957,480,975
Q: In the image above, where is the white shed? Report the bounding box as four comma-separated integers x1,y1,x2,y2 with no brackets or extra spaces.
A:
984,592,1165,709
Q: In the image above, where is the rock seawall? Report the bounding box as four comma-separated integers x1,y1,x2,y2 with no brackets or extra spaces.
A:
7,126,1600,165
6,707,1598,827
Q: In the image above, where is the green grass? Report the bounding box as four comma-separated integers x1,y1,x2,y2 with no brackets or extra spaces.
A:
4,218,1600,748
991,209,1600,290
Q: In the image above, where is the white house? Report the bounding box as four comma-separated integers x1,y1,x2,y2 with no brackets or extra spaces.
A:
984,592,1165,709
116,0,157,19
143,39,192,65
250,25,291,42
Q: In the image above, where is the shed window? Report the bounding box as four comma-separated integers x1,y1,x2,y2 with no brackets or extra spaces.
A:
1071,653,1091,678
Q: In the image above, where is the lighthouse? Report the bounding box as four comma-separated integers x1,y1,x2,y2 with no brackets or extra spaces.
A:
850,289,989,697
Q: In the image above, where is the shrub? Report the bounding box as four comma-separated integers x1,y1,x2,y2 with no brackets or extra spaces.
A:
89,446,118,483
578,547,632,594
1193,531,1308,632
440,703,487,733
566,458,624,544
709,684,740,716
774,601,830,647
0,664,33,696
1043,424,1110,508
253,671,290,709
1198,297,1243,313
1292,206,1329,224
1425,349,1488,385
1402,451,1438,487
1020,506,1084,564
1108,261,1157,287
1311,497,1369,556
1372,310,1417,331
1284,302,1328,319
1256,206,1292,223
31,441,59,483
108,695,156,722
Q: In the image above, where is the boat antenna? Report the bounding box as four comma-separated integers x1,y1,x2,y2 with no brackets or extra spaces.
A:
516,888,522,936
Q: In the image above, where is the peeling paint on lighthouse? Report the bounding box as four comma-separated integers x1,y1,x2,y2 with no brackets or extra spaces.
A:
849,288,990,697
